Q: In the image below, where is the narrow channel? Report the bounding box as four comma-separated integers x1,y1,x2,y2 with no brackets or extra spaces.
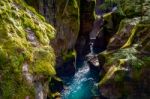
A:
60,1,117,98
61,59,100,99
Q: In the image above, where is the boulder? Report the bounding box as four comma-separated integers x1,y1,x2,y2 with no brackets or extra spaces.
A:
86,54,100,72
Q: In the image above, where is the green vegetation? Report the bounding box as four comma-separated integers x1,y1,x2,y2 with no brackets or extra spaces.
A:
62,50,76,62
0,0,56,98
98,13,150,86
98,20,150,87
56,0,80,34
99,0,143,17
121,25,138,48
0,0,149,98
98,45,149,86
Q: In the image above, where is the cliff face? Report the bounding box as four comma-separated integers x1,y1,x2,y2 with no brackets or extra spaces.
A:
76,0,96,57
26,0,80,66
98,0,150,98
0,0,56,98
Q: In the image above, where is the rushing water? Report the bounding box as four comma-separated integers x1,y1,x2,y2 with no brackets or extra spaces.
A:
60,35,101,99
60,5,117,99
61,59,100,99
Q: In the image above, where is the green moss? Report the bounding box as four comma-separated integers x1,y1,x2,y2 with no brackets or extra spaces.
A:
51,92,61,99
114,73,123,82
98,46,146,86
1,78,35,99
30,47,56,76
0,0,56,98
121,25,138,48
98,65,121,86
62,50,76,62
56,0,80,34
98,20,150,86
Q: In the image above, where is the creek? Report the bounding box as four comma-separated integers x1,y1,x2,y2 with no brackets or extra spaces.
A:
60,6,117,99
61,58,100,99
61,38,101,99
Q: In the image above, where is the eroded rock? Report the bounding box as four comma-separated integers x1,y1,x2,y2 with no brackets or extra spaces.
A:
98,16,150,98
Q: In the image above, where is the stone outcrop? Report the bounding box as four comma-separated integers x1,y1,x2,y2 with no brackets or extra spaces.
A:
97,1,150,98
98,17,150,99
25,0,80,67
107,18,140,50
0,0,56,98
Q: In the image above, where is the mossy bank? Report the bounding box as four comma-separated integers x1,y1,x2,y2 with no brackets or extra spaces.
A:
0,0,56,98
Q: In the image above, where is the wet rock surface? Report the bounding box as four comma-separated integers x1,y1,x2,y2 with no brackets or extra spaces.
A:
75,0,96,57
49,78,64,93
56,58,76,77
86,54,100,73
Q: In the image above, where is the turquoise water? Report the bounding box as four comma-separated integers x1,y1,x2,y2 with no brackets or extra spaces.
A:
61,61,100,99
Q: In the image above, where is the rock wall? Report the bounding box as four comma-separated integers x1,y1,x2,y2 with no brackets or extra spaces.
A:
26,0,80,67
0,0,56,98
75,0,96,57
98,21,150,98
98,0,150,98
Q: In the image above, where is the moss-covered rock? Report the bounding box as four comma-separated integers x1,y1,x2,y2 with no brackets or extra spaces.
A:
26,0,80,62
107,18,140,50
52,0,80,56
99,52,150,98
98,17,150,98
0,0,56,98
